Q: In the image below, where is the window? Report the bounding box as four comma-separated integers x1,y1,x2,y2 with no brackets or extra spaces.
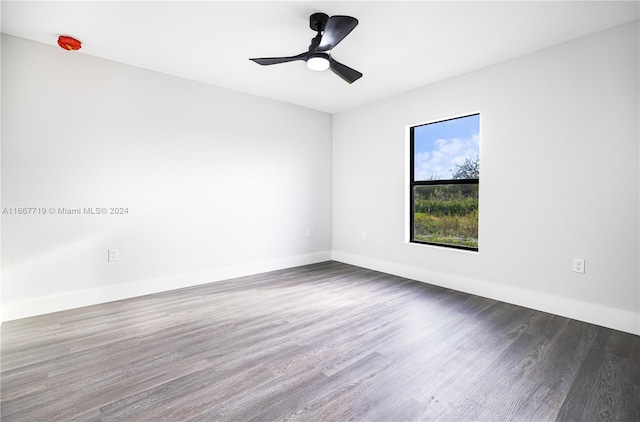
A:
409,114,479,251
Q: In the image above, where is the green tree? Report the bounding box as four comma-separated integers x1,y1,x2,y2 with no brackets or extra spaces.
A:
452,156,479,179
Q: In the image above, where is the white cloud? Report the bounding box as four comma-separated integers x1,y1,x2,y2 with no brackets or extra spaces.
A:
415,134,478,180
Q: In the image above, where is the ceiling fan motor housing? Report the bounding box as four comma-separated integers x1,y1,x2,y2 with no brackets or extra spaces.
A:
310,13,329,32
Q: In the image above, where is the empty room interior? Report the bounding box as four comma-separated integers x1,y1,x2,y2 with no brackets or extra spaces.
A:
1,1,639,421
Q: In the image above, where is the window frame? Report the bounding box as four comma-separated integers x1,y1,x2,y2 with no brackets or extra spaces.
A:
409,114,480,252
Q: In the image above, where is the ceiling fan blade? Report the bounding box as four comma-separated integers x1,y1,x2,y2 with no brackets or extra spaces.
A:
250,52,308,66
330,58,362,84
318,16,358,51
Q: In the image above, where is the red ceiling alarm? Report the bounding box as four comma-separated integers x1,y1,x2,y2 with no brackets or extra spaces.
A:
58,35,81,51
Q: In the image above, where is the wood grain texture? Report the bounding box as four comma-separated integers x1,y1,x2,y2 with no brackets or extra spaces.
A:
1,261,638,421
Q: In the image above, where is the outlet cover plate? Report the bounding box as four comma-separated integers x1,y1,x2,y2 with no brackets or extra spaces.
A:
572,258,585,273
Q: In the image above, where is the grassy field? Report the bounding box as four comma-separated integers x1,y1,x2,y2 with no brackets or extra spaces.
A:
413,185,478,248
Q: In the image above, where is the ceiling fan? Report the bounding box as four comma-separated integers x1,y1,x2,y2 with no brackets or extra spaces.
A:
250,13,363,84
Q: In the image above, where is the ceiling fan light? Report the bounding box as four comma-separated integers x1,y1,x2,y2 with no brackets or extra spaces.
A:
307,54,330,71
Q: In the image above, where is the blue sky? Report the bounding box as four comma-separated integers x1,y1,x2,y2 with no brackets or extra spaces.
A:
413,114,479,180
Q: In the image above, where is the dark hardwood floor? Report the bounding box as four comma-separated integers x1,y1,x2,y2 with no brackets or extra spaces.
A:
1,261,638,421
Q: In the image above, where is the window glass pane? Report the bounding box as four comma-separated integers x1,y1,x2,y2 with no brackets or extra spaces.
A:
414,114,479,181
413,184,479,248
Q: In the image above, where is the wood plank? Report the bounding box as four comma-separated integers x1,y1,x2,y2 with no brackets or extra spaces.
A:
1,261,638,421
556,326,636,422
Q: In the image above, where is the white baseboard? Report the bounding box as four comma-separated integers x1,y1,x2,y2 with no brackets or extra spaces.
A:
332,250,640,336
5,250,638,336
2,251,332,322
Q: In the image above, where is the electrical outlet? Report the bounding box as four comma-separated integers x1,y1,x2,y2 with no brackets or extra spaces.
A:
306,228,312,238
572,258,585,274
108,249,119,262
362,232,367,241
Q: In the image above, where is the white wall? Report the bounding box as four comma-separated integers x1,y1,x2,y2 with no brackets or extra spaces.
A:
332,21,640,335
3,22,639,335
1,34,333,320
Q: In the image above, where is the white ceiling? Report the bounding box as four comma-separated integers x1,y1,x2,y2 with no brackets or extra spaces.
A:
2,1,638,113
